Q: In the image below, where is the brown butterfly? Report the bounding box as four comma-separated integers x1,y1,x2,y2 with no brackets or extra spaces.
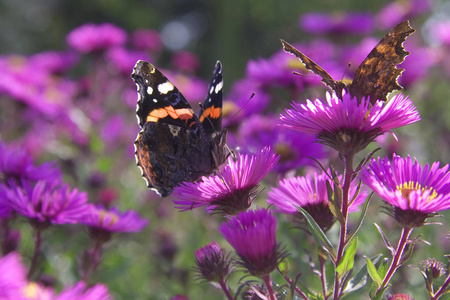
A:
281,20,415,105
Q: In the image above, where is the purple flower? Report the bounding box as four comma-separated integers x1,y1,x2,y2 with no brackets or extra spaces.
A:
218,208,287,277
3,181,90,226
80,205,148,233
234,114,328,172
106,47,151,74
376,0,431,30
300,12,374,35
163,71,208,102
267,169,368,231
55,281,111,300
131,29,163,53
0,252,28,299
361,155,450,228
194,241,232,283
280,92,420,154
0,142,62,185
66,23,127,53
431,20,450,46
173,147,279,214
171,51,200,72
29,51,79,74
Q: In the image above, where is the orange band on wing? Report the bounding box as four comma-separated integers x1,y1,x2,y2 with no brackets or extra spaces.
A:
146,107,194,123
199,106,221,122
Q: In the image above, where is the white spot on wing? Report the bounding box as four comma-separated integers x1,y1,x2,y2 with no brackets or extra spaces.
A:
147,86,153,95
209,86,214,94
153,99,158,103
158,81,174,94
214,81,223,94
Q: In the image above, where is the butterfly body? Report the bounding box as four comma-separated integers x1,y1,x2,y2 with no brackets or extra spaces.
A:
282,20,415,104
132,60,227,197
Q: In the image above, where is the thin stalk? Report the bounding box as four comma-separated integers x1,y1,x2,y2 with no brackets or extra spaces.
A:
82,241,103,282
262,275,277,300
277,267,311,300
219,279,234,300
431,273,450,300
377,227,413,294
333,152,354,300
27,227,42,280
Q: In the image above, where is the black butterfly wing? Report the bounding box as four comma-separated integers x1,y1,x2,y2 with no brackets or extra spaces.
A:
198,61,223,135
132,60,198,130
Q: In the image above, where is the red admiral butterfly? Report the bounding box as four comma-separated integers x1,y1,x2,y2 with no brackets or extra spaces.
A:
132,60,228,197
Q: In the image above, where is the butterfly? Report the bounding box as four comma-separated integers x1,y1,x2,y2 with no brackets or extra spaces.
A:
281,20,415,104
132,60,228,197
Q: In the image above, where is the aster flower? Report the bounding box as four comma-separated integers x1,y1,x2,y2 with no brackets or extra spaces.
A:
80,205,148,234
55,281,111,300
194,241,233,283
234,114,328,173
267,169,367,231
66,23,127,53
280,92,420,155
218,208,287,278
0,252,28,299
300,12,374,35
173,147,279,215
106,47,151,74
0,142,62,185
361,155,450,228
3,180,90,226
171,51,200,72
131,29,163,53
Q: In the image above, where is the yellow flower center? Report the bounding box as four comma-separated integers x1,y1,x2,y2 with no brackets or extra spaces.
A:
397,181,438,203
99,210,119,226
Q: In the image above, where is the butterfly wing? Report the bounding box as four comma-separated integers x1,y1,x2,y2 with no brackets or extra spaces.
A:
132,60,198,129
281,39,346,95
198,61,223,135
349,20,415,104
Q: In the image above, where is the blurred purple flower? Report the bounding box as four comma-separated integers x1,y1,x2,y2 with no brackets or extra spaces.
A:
173,147,279,214
0,252,28,299
376,0,432,29
267,169,368,231
300,12,374,35
246,50,295,87
398,39,438,87
163,70,208,102
67,23,127,53
0,55,77,118
131,29,163,53
225,78,270,123
55,281,112,300
218,208,287,277
361,155,450,228
80,205,148,233
234,114,328,172
432,20,450,46
3,181,90,225
171,51,200,72
106,47,151,74
280,92,420,154
29,51,79,74
0,142,62,185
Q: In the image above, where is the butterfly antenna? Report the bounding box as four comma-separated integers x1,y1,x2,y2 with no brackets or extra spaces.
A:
223,92,255,129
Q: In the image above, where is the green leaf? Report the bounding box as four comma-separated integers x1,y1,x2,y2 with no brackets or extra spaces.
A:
346,192,373,244
343,254,382,294
336,237,358,277
278,259,290,277
296,206,336,259
365,256,383,287
326,180,345,225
